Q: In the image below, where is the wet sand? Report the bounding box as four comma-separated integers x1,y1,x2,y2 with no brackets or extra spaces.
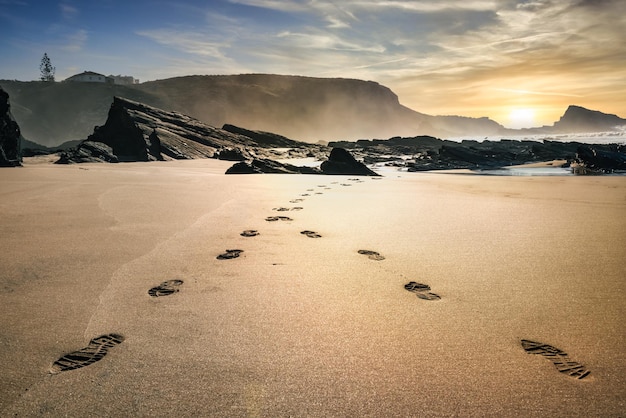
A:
1,159,625,416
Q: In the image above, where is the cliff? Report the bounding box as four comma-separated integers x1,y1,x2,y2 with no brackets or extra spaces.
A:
0,86,22,166
552,105,626,132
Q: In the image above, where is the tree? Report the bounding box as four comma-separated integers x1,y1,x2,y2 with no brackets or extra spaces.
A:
40,53,55,82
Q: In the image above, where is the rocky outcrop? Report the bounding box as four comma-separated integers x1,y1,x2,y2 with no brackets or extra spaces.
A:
57,96,325,164
56,141,118,164
222,124,304,148
330,135,626,173
575,145,626,173
57,97,268,163
320,148,379,176
216,147,253,161
225,158,321,174
0,86,22,166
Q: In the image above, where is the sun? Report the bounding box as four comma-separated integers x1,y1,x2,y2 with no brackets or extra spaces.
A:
507,108,536,129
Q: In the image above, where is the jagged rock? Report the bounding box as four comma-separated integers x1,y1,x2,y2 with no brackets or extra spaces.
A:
226,158,321,174
56,141,118,164
0,86,22,166
575,145,626,173
56,96,323,164
320,148,379,176
216,147,253,161
58,97,259,163
222,124,303,148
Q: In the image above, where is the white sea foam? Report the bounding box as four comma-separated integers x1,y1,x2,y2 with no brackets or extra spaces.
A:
447,131,626,145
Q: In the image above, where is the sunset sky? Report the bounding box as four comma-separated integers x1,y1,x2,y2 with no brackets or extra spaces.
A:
1,0,624,128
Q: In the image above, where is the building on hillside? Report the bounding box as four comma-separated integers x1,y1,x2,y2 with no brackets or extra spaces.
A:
108,75,140,85
65,71,113,83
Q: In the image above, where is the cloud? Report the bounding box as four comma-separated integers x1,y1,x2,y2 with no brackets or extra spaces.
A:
62,28,87,52
59,2,78,20
137,29,229,59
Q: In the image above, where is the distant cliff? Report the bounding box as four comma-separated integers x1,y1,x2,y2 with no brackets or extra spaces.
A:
552,105,626,132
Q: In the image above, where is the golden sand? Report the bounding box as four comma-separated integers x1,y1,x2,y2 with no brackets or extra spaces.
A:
1,159,625,416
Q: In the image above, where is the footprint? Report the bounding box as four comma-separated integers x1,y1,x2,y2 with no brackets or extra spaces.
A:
217,249,243,260
241,230,259,237
521,340,591,379
300,230,322,238
50,334,124,374
340,184,351,187
273,207,291,212
148,279,184,297
290,199,304,203
301,193,310,196
265,216,293,222
291,207,303,211
404,281,441,300
315,192,323,195
358,249,385,261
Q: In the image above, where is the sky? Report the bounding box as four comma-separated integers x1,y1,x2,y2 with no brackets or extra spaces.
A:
1,0,625,129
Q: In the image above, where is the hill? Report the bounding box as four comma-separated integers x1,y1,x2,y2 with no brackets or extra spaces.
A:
0,75,502,146
1,75,624,147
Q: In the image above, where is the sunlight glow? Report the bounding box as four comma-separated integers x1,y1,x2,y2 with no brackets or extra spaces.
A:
507,108,536,129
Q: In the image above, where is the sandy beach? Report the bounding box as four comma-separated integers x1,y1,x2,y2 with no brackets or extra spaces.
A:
1,158,625,416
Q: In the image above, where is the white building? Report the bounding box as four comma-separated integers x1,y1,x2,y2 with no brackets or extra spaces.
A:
65,71,113,83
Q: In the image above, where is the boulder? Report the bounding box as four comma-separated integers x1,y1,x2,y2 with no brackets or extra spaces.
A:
576,145,626,173
0,86,22,166
56,141,119,164
320,147,379,176
226,158,321,174
217,147,253,161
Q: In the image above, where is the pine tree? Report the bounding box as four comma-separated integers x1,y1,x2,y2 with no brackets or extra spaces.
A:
40,53,55,82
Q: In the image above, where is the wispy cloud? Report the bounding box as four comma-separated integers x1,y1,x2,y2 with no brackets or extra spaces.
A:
137,29,229,58
62,28,87,52
492,88,583,98
59,2,78,20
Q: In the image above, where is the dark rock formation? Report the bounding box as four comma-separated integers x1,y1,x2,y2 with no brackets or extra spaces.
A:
0,86,22,166
222,124,304,148
216,147,253,161
57,96,324,164
575,145,626,173
57,97,266,163
330,134,626,174
56,141,118,164
225,158,321,174
320,148,380,176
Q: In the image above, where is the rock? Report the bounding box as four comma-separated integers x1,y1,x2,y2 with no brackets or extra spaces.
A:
56,141,119,164
0,86,22,166
320,147,379,176
222,124,303,148
575,145,626,173
58,97,260,163
217,147,253,161
56,96,324,164
226,158,321,174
